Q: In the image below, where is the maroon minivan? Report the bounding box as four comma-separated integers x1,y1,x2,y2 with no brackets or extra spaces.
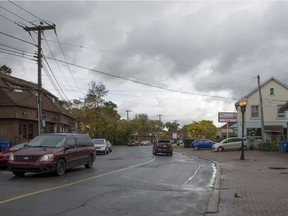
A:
7,133,96,176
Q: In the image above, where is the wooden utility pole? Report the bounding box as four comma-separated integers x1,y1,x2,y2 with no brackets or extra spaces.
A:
257,75,265,143
125,110,132,120
24,23,56,135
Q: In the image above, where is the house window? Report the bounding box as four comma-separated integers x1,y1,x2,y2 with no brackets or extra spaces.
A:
13,85,23,93
277,105,285,118
251,105,259,118
270,88,274,95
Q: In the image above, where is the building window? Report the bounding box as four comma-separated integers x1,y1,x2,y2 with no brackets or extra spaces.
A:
251,105,259,118
12,85,23,93
270,88,274,95
277,105,285,118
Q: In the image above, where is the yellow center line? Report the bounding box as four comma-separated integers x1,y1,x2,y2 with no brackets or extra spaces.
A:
0,157,155,204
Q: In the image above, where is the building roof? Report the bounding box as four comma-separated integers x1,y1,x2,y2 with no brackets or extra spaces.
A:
235,76,288,106
246,77,288,98
0,74,74,119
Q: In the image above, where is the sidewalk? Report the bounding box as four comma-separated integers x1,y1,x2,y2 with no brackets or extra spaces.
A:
176,147,288,216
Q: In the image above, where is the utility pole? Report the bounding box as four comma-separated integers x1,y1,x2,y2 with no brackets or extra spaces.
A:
24,22,56,135
257,75,265,144
125,110,132,120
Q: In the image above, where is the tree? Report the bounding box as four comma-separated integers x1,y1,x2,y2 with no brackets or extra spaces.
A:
0,65,12,75
187,120,217,140
86,81,108,108
165,121,179,132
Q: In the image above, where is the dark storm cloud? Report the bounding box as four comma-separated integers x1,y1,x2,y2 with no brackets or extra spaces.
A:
2,1,288,125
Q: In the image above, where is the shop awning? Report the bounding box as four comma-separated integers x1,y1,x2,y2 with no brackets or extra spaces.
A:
264,125,283,132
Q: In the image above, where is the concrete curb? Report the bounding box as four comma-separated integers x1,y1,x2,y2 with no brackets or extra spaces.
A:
205,161,221,215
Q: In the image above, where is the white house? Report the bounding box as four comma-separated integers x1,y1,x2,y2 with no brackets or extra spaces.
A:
235,77,288,142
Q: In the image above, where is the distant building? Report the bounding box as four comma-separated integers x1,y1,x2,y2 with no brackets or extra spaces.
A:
216,122,236,140
0,74,76,146
235,77,288,142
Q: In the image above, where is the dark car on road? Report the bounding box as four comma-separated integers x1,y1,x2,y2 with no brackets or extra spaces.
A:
7,133,96,176
191,139,216,150
153,139,173,156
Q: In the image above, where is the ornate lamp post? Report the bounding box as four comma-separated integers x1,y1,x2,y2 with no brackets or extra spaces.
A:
239,98,248,160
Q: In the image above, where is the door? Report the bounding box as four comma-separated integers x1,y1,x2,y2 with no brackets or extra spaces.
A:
64,135,79,168
21,122,33,141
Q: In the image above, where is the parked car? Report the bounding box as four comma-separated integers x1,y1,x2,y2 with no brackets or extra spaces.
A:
128,140,140,146
153,139,173,156
107,140,112,152
212,137,250,152
93,138,109,155
7,133,96,176
140,140,151,146
0,142,28,169
191,139,216,150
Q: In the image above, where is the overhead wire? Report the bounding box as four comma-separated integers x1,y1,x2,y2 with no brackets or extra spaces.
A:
42,33,84,98
46,56,238,101
53,31,83,92
0,31,36,47
2,1,78,102
8,0,53,27
7,0,84,99
0,4,37,27
0,13,26,28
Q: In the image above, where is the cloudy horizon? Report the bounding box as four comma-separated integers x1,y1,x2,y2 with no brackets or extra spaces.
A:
1,1,288,127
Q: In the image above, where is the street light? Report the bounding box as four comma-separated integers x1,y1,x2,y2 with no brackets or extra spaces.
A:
239,98,248,160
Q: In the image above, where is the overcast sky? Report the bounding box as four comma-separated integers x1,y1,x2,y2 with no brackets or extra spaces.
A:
1,0,288,127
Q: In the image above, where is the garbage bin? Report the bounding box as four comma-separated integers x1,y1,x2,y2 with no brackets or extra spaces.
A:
279,141,288,153
184,139,194,148
0,140,11,152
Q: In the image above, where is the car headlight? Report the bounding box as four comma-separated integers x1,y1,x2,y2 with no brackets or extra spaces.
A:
40,154,54,162
9,153,14,161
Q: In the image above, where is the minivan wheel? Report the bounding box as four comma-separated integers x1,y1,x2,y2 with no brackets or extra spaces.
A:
85,155,94,169
13,171,25,177
217,146,224,152
55,159,66,176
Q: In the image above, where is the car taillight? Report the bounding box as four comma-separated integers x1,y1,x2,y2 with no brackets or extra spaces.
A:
168,144,172,148
155,144,160,148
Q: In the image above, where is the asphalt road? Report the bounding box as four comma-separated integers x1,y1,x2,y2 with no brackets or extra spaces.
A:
0,146,216,216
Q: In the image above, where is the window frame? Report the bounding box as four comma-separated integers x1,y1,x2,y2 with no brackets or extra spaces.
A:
251,105,259,118
277,105,285,118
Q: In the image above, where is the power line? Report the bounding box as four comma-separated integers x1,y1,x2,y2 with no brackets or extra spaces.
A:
0,31,36,47
0,4,35,27
0,13,26,28
53,31,82,92
8,0,53,27
46,56,237,100
42,34,83,98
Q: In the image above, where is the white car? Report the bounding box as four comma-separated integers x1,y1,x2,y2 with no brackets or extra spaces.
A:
93,138,109,155
212,137,250,152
